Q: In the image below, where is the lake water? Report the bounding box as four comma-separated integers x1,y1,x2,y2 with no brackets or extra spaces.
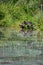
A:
0,28,43,65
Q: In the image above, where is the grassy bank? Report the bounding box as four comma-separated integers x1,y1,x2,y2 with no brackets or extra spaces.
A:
0,0,43,31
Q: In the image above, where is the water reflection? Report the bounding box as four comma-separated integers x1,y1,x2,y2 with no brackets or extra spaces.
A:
0,28,43,65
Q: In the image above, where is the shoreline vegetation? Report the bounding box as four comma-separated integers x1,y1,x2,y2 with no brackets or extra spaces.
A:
0,0,43,31
0,0,43,42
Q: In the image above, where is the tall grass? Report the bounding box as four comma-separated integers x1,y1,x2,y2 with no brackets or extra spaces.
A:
0,0,43,31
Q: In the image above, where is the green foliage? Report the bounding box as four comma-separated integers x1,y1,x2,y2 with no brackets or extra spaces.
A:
0,11,5,20
0,0,43,30
13,0,18,4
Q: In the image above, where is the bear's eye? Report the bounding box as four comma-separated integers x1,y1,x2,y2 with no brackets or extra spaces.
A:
27,25,30,29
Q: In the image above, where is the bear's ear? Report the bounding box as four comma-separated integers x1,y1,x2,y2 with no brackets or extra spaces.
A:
23,21,28,25
0,11,5,20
